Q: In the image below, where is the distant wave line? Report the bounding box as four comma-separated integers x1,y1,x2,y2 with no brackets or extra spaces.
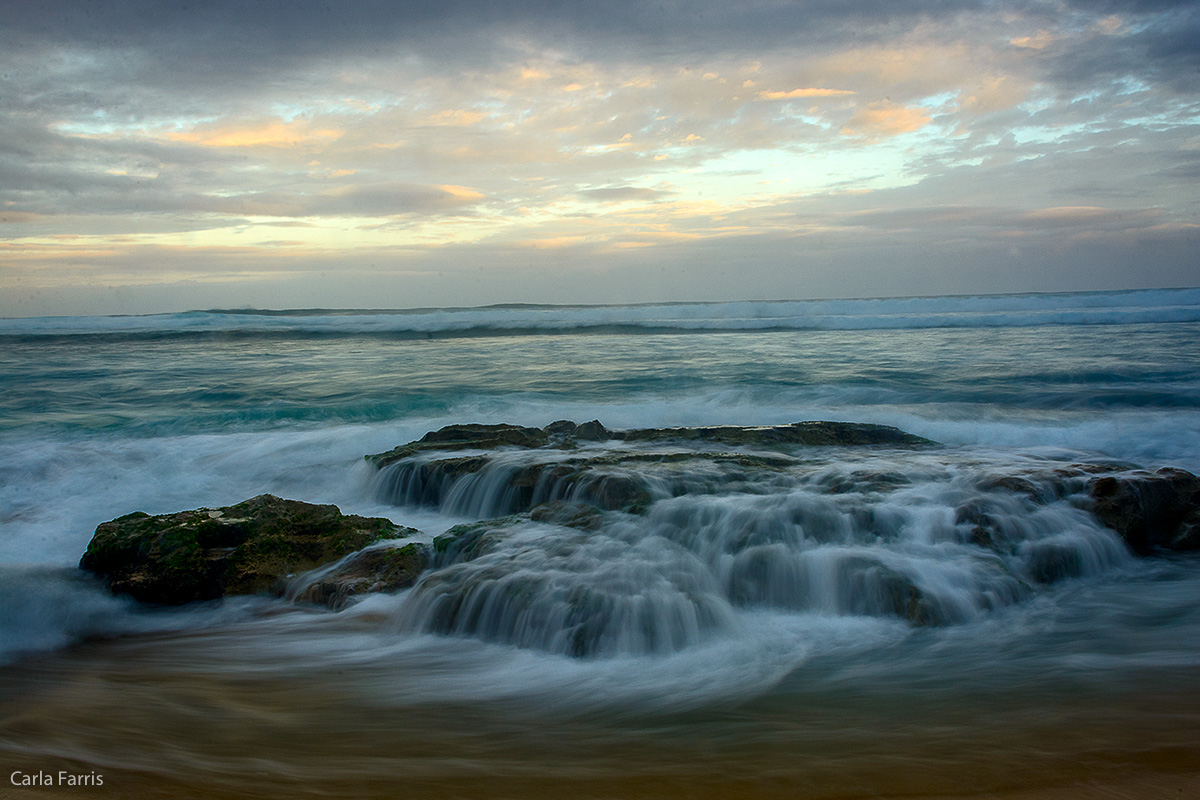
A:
3,287,1199,339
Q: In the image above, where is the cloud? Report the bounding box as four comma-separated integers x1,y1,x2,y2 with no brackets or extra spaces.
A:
757,87,856,100
168,120,344,148
1010,30,1057,50
840,101,932,138
2,0,1199,315
578,186,675,203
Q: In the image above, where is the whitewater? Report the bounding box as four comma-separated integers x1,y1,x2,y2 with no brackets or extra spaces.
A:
1,287,1198,799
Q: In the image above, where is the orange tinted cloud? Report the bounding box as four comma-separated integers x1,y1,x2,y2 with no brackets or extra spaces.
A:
1009,30,1056,50
427,109,487,126
841,102,931,138
438,185,486,201
758,87,856,100
169,119,343,148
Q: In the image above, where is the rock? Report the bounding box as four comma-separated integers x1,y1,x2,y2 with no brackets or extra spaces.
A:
543,419,579,437
365,420,935,516
365,420,935,469
290,542,430,609
575,419,610,441
529,501,604,531
366,424,549,468
976,475,1052,503
955,499,1011,553
617,421,935,447
1024,541,1086,584
431,515,523,564
429,503,603,566
79,494,421,605
1087,468,1200,555
838,556,939,625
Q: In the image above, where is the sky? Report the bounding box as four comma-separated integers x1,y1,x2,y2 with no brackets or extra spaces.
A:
1,0,1198,317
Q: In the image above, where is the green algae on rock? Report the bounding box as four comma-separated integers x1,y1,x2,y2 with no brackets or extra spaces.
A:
365,419,936,469
365,420,936,517
79,494,421,605
288,542,430,610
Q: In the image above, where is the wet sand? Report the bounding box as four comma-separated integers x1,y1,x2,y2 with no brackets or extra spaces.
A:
3,629,1198,800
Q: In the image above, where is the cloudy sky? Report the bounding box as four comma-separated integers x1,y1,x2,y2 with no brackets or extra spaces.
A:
2,0,1198,316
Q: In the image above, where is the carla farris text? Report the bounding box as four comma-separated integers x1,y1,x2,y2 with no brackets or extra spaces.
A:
11,771,104,787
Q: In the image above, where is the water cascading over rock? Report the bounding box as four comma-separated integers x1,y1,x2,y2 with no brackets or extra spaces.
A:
75,421,1199,659
360,421,1190,658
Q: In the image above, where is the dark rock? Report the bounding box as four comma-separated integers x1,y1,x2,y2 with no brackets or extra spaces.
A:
371,455,496,508
838,556,938,625
575,419,609,441
429,504,604,566
529,501,603,531
955,499,1009,553
431,515,524,564
79,494,420,605
617,421,935,448
575,473,653,513
1024,541,1085,584
366,423,549,468
366,420,934,516
976,475,1052,503
1087,468,1200,555
821,470,912,494
374,453,655,515
291,542,430,609
366,420,936,469
543,420,579,436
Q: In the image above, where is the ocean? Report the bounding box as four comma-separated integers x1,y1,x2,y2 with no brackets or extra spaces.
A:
2,287,1199,798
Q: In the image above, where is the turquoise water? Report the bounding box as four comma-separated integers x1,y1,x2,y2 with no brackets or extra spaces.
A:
1,289,1198,797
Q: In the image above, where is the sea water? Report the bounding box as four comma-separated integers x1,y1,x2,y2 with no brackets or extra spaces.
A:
1,288,1199,798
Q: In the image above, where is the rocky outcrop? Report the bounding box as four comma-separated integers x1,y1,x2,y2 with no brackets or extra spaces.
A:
366,423,552,468
289,542,430,609
366,420,935,517
365,419,934,469
80,494,421,605
958,464,1200,557
1087,468,1200,555
79,419,1200,642
616,421,935,447
428,501,604,565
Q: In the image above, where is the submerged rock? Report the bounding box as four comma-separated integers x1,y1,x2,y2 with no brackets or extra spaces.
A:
958,464,1200,557
289,542,430,610
1087,468,1200,555
79,494,421,605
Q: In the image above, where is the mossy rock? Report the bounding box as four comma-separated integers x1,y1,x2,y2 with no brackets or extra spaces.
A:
431,515,524,563
80,494,420,605
430,503,604,565
291,542,431,609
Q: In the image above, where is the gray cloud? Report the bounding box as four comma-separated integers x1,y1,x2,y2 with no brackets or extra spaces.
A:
577,186,675,203
2,0,1198,316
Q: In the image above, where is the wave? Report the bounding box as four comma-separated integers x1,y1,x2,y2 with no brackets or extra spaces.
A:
4,287,1199,341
